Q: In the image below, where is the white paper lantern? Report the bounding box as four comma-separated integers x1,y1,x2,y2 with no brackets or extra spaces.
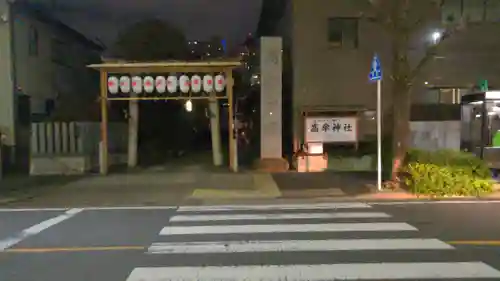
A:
131,76,142,94
119,76,130,93
214,74,225,92
179,75,190,93
107,76,119,94
143,76,155,93
191,75,202,93
166,75,178,93
155,76,166,93
202,75,214,93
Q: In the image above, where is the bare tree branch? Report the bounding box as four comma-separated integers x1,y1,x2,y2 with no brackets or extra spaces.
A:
409,21,464,81
406,0,444,33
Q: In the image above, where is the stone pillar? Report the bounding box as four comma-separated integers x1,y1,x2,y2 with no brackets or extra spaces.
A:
127,96,139,168
209,98,223,166
256,37,288,172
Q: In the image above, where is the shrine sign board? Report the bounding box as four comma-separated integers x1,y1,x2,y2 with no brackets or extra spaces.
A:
305,116,358,143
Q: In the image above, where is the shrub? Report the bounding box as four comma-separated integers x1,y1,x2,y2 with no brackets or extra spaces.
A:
403,149,493,196
406,149,491,179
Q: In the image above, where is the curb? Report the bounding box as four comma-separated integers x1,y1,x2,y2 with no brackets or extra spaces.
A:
0,193,37,205
190,189,277,199
0,198,16,204
357,190,500,199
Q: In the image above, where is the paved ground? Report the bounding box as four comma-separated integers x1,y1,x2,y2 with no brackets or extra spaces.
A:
0,170,379,207
272,171,373,198
0,169,260,207
1,201,500,280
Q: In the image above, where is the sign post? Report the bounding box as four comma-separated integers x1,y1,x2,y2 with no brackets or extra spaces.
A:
369,54,383,191
479,79,488,91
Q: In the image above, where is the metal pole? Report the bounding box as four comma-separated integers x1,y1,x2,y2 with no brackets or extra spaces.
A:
480,100,487,159
377,79,382,191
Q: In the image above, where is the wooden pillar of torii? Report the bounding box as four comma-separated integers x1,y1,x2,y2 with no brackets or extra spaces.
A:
88,60,241,175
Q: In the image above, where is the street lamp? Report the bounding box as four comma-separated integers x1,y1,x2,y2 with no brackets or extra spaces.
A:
185,100,193,112
431,31,442,44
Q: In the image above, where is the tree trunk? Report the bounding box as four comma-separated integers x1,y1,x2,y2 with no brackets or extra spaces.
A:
391,82,411,181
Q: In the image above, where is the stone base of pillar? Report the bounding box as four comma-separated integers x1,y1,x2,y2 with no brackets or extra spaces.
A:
253,158,289,172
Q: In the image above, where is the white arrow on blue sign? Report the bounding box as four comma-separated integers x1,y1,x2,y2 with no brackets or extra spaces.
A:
369,55,382,81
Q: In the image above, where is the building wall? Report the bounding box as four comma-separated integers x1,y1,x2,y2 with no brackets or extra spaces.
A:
0,0,15,146
290,0,500,146
12,5,101,118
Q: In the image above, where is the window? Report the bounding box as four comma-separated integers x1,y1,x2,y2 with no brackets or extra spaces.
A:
442,0,500,23
28,26,38,56
51,38,72,67
327,18,358,48
422,88,467,104
51,38,64,61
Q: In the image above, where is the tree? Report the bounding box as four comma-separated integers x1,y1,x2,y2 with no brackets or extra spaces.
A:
111,19,192,160
365,0,464,180
112,19,189,61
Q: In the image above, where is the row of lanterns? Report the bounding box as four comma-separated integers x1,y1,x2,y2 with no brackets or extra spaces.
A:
107,75,226,94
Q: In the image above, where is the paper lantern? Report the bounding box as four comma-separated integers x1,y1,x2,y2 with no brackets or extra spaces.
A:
214,74,225,92
143,76,154,93
166,75,178,93
179,75,190,93
119,76,130,93
202,75,213,93
107,76,118,94
131,76,142,94
155,76,166,93
191,75,202,93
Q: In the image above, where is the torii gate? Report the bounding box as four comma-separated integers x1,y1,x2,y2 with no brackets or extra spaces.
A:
88,60,241,175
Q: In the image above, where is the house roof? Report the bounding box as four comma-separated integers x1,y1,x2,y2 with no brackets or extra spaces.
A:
14,2,105,51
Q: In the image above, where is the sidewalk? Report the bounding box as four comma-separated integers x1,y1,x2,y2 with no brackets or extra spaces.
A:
0,175,84,204
272,171,373,199
3,169,500,207
0,170,376,207
0,168,269,207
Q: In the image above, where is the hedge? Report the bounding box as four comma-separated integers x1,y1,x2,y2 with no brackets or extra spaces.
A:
403,149,493,196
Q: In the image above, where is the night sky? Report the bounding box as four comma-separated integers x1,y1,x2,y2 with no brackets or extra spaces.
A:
27,0,262,48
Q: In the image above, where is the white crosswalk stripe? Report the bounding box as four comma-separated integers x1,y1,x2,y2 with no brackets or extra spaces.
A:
169,211,390,221
125,202,500,280
176,202,372,212
147,238,454,254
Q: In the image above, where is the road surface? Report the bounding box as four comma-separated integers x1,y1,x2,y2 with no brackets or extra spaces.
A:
1,201,500,280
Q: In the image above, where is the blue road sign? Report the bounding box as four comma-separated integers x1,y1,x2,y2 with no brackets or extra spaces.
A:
369,55,382,81
221,39,227,53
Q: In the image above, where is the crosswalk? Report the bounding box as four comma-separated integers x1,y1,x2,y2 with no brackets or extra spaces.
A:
126,202,500,280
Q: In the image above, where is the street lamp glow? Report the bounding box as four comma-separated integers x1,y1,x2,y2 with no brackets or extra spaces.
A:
431,31,441,43
185,100,193,112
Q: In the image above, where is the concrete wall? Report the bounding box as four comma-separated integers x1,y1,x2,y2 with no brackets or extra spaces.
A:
290,0,500,146
410,121,461,151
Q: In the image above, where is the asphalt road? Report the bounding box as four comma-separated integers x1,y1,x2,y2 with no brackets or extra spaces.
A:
1,201,500,280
